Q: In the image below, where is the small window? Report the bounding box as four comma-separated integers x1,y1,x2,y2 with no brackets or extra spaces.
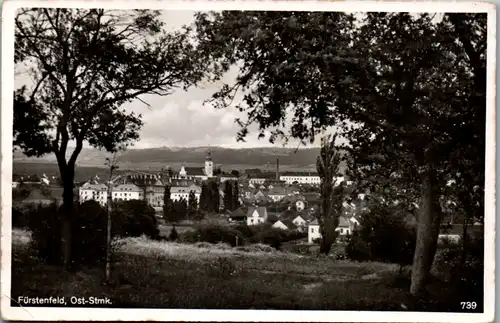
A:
340,228,344,234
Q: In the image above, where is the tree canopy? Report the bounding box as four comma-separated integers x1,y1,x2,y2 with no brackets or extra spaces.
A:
193,11,487,295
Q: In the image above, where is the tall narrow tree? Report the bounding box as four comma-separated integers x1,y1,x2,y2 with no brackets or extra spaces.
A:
232,181,240,211
162,185,174,223
316,135,344,254
187,190,198,219
14,9,207,267
223,180,233,211
199,182,209,211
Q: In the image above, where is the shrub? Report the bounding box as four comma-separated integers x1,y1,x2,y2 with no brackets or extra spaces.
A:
169,226,179,241
180,224,246,247
112,200,160,239
251,228,283,250
28,202,62,265
345,234,372,261
345,202,416,270
71,200,108,265
12,207,30,228
233,223,254,238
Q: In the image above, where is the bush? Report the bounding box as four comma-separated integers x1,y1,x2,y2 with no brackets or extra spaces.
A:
12,207,30,228
28,202,62,265
71,200,108,265
112,200,160,239
345,202,416,269
169,226,179,241
345,234,372,261
25,198,162,268
180,224,246,247
251,228,283,250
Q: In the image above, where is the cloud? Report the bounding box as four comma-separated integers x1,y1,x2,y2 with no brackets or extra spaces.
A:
14,10,340,150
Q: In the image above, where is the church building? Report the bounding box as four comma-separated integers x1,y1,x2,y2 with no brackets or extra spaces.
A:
177,150,215,181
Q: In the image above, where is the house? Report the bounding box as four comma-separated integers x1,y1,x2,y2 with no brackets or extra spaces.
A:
272,219,298,231
272,220,288,230
246,206,268,226
296,199,306,211
307,216,352,244
254,190,268,204
308,219,321,244
292,215,307,232
267,187,287,202
336,216,351,235
228,208,247,224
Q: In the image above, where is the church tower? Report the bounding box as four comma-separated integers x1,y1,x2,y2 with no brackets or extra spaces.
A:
205,149,214,178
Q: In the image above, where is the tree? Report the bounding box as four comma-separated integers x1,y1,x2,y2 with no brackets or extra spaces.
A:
210,181,221,212
173,198,188,221
15,9,207,268
194,11,486,295
199,182,209,211
230,170,240,178
316,135,344,254
223,180,233,211
162,185,175,223
187,190,198,219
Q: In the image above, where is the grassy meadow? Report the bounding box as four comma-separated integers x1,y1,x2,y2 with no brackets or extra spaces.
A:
11,228,478,312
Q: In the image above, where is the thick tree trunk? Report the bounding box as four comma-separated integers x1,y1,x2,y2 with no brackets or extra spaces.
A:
60,168,75,269
410,167,442,295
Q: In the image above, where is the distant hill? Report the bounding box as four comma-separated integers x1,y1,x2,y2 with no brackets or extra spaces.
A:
13,146,347,176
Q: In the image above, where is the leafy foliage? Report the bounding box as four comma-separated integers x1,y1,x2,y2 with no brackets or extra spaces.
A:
194,11,486,294
112,199,160,239
316,134,344,254
346,200,416,272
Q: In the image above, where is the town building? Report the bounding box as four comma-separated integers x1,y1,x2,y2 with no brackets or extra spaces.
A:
246,206,268,226
307,216,353,244
112,184,143,202
79,183,108,207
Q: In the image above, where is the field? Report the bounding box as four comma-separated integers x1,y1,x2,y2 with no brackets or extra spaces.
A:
11,229,479,312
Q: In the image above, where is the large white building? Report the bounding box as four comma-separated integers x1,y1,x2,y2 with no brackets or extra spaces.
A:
112,184,143,202
280,174,346,186
170,184,202,202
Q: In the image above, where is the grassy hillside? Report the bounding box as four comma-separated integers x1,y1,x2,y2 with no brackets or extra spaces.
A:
11,230,481,312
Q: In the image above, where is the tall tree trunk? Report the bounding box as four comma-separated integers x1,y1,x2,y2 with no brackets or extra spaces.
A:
60,167,75,269
410,167,442,295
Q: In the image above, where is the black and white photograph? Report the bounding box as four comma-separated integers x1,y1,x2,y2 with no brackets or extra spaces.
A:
1,1,495,321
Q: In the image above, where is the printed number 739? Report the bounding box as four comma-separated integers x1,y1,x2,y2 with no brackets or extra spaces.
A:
461,302,477,310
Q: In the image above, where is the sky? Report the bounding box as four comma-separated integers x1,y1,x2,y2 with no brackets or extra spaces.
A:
126,11,328,149
14,10,340,150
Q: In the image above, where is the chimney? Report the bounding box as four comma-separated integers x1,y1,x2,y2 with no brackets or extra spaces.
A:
276,157,280,181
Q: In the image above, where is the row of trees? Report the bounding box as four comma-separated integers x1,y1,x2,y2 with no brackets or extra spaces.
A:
163,186,198,222
222,180,240,211
193,11,486,296
200,180,220,213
